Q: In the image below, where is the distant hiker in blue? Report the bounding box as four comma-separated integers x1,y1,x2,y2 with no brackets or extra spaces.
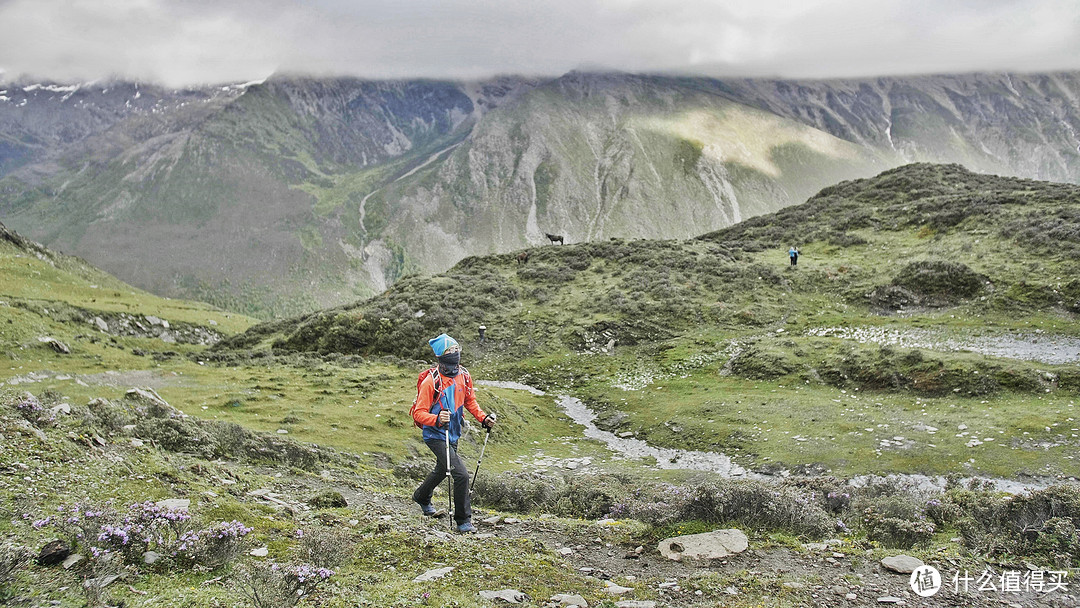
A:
789,246,800,267
409,334,496,533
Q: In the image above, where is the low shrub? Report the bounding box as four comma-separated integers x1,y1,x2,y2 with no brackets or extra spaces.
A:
32,501,251,571
296,528,354,569
233,562,333,608
857,495,936,548
307,491,348,509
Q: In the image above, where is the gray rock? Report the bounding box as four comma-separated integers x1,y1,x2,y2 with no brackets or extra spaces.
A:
145,316,163,326
413,566,454,582
846,593,858,600
877,597,904,604
479,589,526,604
783,582,806,589
657,529,749,562
142,551,162,565
249,547,269,557
61,554,84,569
603,581,634,595
881,555,923,574
39,337,70,354
548,594,588,607
155,498,190,511
615,602,657,608
50,403,71,416
93,317,109,332
84,574,120,589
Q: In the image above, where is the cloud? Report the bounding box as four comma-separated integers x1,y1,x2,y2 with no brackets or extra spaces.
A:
1,0,1078,85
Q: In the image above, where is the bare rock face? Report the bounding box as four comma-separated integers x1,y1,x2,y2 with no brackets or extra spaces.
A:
657,529,749,563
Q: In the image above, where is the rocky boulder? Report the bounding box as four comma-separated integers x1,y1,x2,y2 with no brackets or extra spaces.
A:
36,540,71,566
881,554,923,574
657,529,748,563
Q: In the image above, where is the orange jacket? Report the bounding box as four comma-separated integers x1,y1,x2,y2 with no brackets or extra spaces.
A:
410,368,487,442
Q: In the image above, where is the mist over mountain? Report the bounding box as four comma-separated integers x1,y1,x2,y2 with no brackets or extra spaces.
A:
2,70,1080,317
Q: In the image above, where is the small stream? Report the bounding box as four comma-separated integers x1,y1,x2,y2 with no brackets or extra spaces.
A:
477,380,753,477
477,381,1053,493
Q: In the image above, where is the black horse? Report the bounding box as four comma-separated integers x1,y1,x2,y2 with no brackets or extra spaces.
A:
545,233,564,245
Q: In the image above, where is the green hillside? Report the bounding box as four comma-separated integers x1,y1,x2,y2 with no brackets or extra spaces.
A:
1,166,1079,607
222,163,1080,480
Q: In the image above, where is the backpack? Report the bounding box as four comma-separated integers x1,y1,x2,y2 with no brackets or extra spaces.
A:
411,366,472,428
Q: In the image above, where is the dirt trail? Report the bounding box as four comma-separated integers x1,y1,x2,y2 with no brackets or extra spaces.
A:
235,467,1074,608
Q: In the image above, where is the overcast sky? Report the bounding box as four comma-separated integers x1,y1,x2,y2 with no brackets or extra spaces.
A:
1,0,1079,86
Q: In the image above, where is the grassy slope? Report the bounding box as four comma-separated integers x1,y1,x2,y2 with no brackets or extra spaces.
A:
221,163,1080,480
2,167,1079,606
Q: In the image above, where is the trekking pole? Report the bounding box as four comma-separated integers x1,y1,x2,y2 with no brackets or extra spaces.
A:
470,426,492,494
445,425,453,531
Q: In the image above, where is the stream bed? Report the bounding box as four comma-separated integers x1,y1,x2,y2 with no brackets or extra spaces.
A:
477,380,1055,493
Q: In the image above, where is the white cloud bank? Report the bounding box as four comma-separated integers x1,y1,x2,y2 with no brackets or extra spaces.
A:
1,0,1078,85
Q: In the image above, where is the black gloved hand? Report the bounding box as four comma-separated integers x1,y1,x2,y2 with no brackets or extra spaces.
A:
482,413,497,429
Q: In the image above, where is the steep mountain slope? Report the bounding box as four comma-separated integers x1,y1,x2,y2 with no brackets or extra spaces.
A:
712,72,1080,182
4,72,1080,318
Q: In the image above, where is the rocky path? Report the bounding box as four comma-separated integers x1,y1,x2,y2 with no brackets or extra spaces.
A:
234,467,1076,608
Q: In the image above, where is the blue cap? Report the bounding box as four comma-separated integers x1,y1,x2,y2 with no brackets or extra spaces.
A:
428,333,460,357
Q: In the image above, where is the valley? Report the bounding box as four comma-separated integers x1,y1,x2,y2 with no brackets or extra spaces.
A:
0,163,1077,606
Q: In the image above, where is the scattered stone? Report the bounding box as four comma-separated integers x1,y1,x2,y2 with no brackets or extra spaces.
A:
250,547,269,557
145,316,163,326
93,317,109,332
414,566,454,582
36,540,71,566
62,554,84,569
657,529,749,563
50,403,71,416
125,388,179,415
482,515,502,525
548,594,588,607
155,498,190,511
558,548,574,556
84,574,121,589
877,597,904,604
603,581,633,596
38,337,70,354
881,555,923,574
802,542,827,552
142,551,162,565
503,517,521,524
479,589,526,604
783,582,806,589
277,429,289,434
615,602,656,608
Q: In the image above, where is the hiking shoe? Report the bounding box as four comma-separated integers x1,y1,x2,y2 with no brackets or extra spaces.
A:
456,521,476,534
417,502,437,517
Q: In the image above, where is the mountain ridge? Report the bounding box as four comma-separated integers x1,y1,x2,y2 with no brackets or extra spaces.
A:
3,71,1080,317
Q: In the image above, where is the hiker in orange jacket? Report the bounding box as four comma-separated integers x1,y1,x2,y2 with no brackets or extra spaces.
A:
410,333,496,532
